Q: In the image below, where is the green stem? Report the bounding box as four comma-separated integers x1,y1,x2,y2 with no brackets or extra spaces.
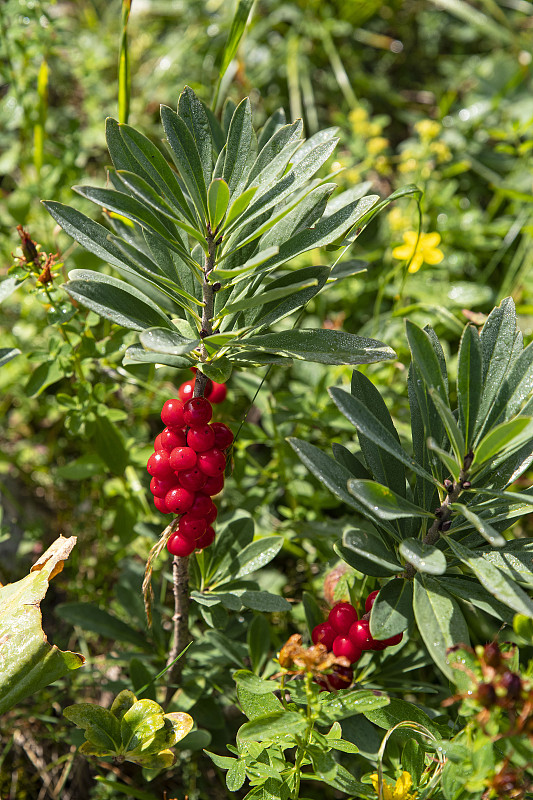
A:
292,671,316,799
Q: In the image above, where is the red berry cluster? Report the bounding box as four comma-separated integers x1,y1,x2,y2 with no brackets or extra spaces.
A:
146,384,233,558
312,591,403,690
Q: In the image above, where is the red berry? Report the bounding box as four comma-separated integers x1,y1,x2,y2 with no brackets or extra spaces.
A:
160,427,187,453
328,602,358,635
186,371,214,398
187,493,214,519
197,447,226,477
187,424,216,452
147,450,174,479
209,381,227,404
161,399,185,428
332,635,362,664
348,619,374,650
178,380,195,402
183,397,213,427
380,631,403,647
178,466,207,491
211,422,234,450
202,473,225,496
154,496,171,514
150,476,178,498
327,665,353,691
370,639,388,651
154,432,164,451
169,446,197,471
195,525,216,550
167,533,196,557
205,503,218,525
165,486,195,514
365,590,380,613
179,514,208,540
312,622,336,651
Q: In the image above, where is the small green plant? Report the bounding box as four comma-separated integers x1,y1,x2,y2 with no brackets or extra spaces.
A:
291,298,533,679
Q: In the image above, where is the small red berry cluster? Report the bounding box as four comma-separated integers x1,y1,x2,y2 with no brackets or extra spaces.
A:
312,591,403,689
146,385,233,558
178,373,227,405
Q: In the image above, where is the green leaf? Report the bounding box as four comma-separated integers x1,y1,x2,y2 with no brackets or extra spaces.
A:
26,360,65,397
483,340,533,433
91,415,128,475
457,324,482,448
238,711,306,741
317,690,389,724
64,704,122,747
160,104,208,217
121,700,165,750
302,591,324,636
337,528,403,576
226,759,246,792
237,687,282,722
406,319,448,404
445,536,533,618
65,270,173,331
472,417,533,469
369,579,413,639
218,277,320,318
451,504,505,547
250,266,329,330
399,538,447,575
208,178,230,231
241,591,291,612
234,536,284,578
56,603,151,649
364,697,443,740
330,384,435,487
0,539,84,715
222,185,258,229
479,540,533,587
347,480,434,520
223,98,254,198
139,327,199,356
429,388,466,463
213,0,254,109
234,329,395,366
444,576,515,623
247,614,270,674
426,438,461,481
122,344,192,369
412,574,470,680
0,277,22,304
233,670,281,695
0,347,21,367
247,120,303,188
178,87,213,191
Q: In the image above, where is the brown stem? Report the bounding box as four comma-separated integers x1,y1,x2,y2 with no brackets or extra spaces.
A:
165,230,219,704
164,556,190,704
404,451,473,580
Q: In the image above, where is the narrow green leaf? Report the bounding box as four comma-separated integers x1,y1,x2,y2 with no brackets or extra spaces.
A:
223,98,254,197
369,579,413,639
247,614,270,674
139,327,199,355
406,319,448,403
426,438,461,480
412,574,470,680
234,537,284,578
451,503,505,547
65,270,173,331
218,278,318,317
211,246,279,281
429,389,466,463
338,528,402,576
238,711,305,741
0,348,21,368
480,540,533,587
0,277,23,304
251,266,329,330
399,538,447,575
444,576,515,623
208,178,230,231
122,344,192,369
213,0,254,109
178,87,213,190
221,185,258,229
247,120,303,187
160,104,208,217
457,324,482,448
330,384,436,487
445,536,533,618
472,417,533,469
347,480,434,520
56,603,150,650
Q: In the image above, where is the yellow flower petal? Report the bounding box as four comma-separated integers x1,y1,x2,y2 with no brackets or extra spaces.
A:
420,232,441,248
392,244,415,260
422,247,444,265
393,772,413,799
403,231,419,247
408,253,424,273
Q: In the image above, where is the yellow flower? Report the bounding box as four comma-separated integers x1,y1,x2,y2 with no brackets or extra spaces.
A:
392,231,444,273
415,119,441,141
371,771,417,800
367,136,389,155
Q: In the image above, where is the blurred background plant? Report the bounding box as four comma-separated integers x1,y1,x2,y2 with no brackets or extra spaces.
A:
1,0,533,798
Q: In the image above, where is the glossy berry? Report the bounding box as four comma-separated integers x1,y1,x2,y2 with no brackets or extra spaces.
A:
153,496,171,514
197,447,226,477
178,466,207,491
147,450,174,479
169,446,197,471
209,381,227,404
160,427,187,453
202,473,225,496
211,422,234,450
328,602,358,635
150,476,178,498
332,636,362,664
348,619,373,650
195,525,216,550
186,493,214,519
204,503,218,525
161,399,185,428
183,397,212,427
165,486,195,514
187,424,216,452
327,665,353,691
154,432,164,451
370,639,388,652
501,671,522,700
365,590,380,613
167,533,196,557
381,631,403,647
311,622,336,651
178,380,195,403
179,514,208,540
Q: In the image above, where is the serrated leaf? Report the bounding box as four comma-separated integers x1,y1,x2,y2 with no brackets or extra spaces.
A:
399,538,447,575
347,480,434,520
413,574,470,680
369,578,413,639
